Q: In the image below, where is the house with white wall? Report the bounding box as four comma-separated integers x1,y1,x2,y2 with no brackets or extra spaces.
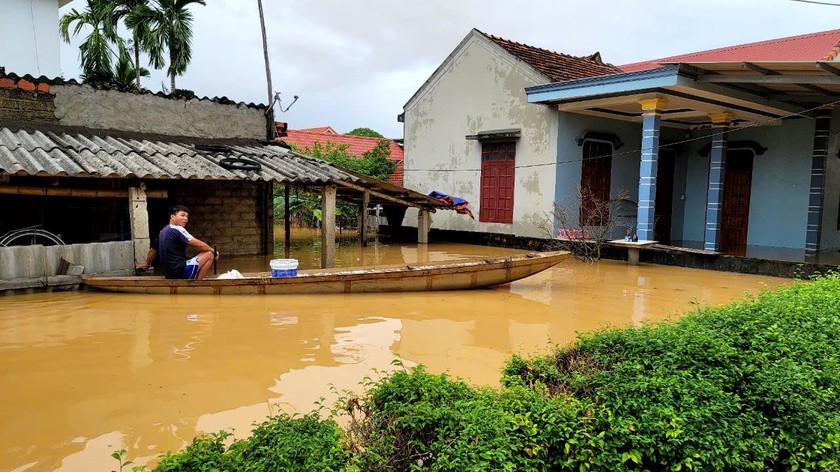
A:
402,28,840,263
401,29,618,239
1,0,71,78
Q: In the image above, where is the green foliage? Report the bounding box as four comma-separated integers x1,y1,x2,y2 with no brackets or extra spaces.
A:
291,140,396,181
346,127,385,138
135,273,840,471
126,0,207,91
153,414,350,471
503,273,840,470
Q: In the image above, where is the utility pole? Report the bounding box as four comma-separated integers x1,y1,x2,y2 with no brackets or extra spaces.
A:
257,0,275,141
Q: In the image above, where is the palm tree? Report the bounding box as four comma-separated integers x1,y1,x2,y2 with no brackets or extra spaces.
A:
130,0,206,92
60,0,121,85
106,0,154,89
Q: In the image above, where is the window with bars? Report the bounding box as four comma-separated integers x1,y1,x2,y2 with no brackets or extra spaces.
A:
479,141,516,224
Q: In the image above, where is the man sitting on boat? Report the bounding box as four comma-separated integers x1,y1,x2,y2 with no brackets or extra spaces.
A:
154,205,219,280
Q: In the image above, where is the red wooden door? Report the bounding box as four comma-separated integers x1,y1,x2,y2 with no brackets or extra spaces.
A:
479,142,515,223
720,150,754,255
480,159,515,223
580,141,612,225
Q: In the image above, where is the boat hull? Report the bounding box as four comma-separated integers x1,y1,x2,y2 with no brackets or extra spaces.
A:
82,251,568,295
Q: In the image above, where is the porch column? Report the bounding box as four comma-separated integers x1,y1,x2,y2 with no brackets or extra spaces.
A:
636,98,668,241
805,107,834,261
418,209,431,244
360,189,370,247
321,184,336,268
703,113,734,252
128,184,150,268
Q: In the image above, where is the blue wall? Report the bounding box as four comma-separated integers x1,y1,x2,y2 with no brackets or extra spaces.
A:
681,118,816,250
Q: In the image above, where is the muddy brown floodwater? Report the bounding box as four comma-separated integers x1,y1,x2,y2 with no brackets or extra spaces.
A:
0,240,789,471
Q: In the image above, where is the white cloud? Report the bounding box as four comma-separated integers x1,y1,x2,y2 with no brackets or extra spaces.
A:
58,0,840,138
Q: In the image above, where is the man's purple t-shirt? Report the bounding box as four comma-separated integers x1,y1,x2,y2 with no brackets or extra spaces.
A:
154,224,194,279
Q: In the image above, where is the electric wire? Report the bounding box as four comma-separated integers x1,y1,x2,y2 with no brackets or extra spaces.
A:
403,98,840,173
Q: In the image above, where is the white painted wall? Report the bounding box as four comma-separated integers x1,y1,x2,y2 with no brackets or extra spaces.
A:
402,31,559,238
0,0,67,78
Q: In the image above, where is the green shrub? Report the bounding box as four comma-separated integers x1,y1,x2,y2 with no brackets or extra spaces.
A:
503,274,840,471
153,413,349,471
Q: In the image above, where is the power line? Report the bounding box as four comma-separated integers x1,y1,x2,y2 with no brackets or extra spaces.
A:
790,0,840,6
403,99,840,173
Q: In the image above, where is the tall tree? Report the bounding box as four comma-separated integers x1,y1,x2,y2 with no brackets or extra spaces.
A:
131,0,206,92
106,0,154,89
347,127,385,138
60,0,120,85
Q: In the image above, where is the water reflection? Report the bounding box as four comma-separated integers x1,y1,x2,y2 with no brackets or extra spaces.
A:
0,240,789,471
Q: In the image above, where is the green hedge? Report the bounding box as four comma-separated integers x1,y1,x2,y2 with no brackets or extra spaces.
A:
141,274,840,471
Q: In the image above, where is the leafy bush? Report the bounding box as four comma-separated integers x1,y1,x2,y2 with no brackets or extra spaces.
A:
153,413,349,471
502,273,840,471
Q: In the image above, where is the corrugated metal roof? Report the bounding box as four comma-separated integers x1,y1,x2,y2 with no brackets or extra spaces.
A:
0,127,358,184
0,127,447,210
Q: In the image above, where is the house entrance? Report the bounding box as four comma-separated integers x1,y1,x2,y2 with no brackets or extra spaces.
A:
654,148,675,244
720,150,754,255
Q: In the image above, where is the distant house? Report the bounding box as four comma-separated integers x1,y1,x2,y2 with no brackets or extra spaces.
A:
402,28,840,262
278,126,405,186
1,0,71,78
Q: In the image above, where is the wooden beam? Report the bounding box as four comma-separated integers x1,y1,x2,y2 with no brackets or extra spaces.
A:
321,184,336,268
0,185,168,198
336,180,436,211
699,75,840,85
284,184,291,256
360,189,370,247
741,62,776,76
817,62,840,76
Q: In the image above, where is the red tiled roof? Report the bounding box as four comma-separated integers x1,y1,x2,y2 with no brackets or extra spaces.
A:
297,126,339,135
620,28,840,73
480,30,622,82
280,129,404,186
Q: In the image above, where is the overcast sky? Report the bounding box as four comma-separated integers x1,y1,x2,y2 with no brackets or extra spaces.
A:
59,0,839,138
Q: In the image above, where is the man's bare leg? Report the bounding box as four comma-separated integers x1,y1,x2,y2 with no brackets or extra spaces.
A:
195,250,216,280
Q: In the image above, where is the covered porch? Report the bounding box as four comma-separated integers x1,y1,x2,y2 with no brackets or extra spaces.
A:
527,61,840,263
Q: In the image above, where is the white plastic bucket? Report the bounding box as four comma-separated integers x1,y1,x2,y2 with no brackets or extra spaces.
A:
270,258,298,277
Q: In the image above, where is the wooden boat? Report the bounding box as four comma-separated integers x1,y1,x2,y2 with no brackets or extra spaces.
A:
81,251,568,295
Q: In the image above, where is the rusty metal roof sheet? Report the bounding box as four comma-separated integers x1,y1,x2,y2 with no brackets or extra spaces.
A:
0,127,447,209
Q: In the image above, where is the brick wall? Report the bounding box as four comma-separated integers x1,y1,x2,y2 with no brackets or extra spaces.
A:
171,180,271,256
0,77,57,126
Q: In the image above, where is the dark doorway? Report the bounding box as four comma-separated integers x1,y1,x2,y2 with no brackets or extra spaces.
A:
654,148,676,244
720,150,754,255
580,140,612,225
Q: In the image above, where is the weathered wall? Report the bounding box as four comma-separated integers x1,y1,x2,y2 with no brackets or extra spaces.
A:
167,180,270,256
52,85,266,140
0,79,57,126
0,241,133,279
402,31,559,238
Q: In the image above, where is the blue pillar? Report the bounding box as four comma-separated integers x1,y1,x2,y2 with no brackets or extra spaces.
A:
636,98,668,241
703,113,733,252
804,107,833,262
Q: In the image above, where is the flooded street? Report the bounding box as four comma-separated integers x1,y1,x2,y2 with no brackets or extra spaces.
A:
0,239,790,471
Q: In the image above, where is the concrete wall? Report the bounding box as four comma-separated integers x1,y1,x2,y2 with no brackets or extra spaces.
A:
0,0,63,78
52,85,267,140
167,180,270,256
402,31,559,238
0,241,133,279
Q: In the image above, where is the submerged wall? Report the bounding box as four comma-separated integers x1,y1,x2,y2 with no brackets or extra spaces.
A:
0,241,133,279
